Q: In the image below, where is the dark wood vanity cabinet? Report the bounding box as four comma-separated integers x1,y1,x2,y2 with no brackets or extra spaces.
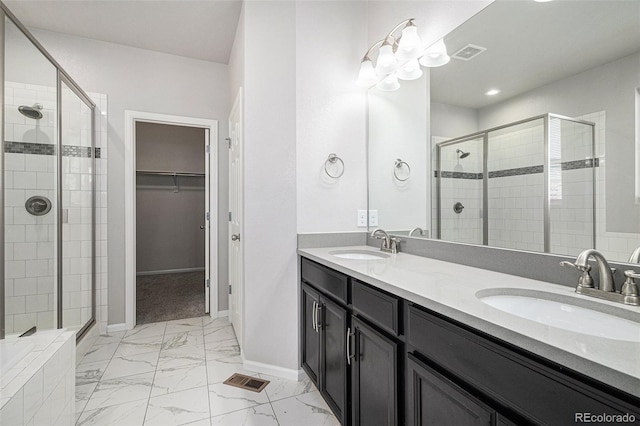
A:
301,259,401,426
301,283,321,385
406,303,640,426
301,281,349,425
320,294,349,424
406,354,493,426
301,259,349,424
301,256,640,426
350,316,399,426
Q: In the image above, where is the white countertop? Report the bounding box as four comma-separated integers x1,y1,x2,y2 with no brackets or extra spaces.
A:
298,246,640,397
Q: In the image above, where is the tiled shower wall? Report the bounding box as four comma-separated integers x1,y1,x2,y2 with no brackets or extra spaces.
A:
4,81,108,336
437,116,598,256
486,122,546,252
438,137,483,245
4,82,58,335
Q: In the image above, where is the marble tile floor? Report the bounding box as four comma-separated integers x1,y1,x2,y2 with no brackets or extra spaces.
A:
75,316,339,426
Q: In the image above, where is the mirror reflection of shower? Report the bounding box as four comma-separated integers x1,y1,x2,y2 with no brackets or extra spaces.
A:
18,102,43,119
456,149,470,159
17,102,51,143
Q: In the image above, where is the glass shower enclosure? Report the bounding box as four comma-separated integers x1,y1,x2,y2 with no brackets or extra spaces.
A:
1,6,96,339
436,113,596,257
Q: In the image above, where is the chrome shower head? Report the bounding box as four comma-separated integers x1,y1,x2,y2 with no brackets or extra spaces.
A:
456,149,470,159
18,103,43,120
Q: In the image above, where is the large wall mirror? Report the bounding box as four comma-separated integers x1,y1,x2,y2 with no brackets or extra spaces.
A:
368,0,640,263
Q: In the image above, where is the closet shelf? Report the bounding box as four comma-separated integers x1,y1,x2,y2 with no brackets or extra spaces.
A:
136,170,205,177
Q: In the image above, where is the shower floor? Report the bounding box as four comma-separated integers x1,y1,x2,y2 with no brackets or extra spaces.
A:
136,271,205,325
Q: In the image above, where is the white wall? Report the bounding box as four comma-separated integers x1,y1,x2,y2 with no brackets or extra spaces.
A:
30,29,230,323
295,1,369,233
431,101,478,138
369,76,429,232
241,1,298,372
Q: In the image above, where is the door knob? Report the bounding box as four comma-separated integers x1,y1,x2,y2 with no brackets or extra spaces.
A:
200,225,205,230
231,234,240,241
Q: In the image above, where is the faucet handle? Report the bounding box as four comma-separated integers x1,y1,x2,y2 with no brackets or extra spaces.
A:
621,270,640,305
560,261,594,289
624,269,640,280
560,261,590,272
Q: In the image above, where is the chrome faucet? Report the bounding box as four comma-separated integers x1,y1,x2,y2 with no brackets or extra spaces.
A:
370,228,400,254
409,227,425,237
561,249,638,306
628,247,640,263
574,249,615,292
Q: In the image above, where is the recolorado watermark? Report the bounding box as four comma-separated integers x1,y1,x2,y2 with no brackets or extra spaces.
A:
575,413,636,423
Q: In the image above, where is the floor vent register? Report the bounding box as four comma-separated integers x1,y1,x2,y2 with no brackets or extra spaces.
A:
223,373,270,393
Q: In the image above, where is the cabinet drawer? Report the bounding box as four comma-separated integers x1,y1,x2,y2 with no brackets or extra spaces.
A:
352,279,399,336
301,258,348,304
407,304,640,425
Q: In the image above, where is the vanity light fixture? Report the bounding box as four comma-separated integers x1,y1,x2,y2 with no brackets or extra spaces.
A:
356,19,451,90
419,38,450,67
485,89,501,96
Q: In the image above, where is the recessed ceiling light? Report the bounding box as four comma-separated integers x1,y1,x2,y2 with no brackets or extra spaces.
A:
486,89,501,96
534,0,553,2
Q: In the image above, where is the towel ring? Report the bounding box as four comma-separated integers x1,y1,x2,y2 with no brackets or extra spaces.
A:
394,159,411,181
324,153,344,178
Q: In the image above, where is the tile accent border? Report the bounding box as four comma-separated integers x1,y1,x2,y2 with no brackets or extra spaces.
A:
488,165,543,178
559,157,599,171
4,140,100,158
437,171,483,180
437,159,599,180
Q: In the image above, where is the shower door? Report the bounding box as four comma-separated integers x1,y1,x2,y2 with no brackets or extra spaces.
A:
548,115,595,256
486,118,546,252
3,16,59,336
437,135,484,244
60,77,94,332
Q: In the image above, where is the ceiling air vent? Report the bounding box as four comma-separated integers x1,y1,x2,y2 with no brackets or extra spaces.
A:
452,44,487,61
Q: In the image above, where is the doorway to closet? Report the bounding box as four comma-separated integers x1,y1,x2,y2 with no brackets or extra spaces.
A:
135,122,209,324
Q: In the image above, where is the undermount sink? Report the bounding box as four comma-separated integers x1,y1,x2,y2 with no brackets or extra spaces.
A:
329,250,390,260
476,289,640,342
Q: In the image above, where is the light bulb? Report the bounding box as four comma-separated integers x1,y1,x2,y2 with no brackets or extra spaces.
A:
397,59,423,81
375,43,398,76
356,59,378,87
376,74,400,91
396,25,422,61
419,39,450,67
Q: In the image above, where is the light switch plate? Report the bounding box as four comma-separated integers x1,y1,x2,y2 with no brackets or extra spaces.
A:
369,210,378,226
357,210,367,227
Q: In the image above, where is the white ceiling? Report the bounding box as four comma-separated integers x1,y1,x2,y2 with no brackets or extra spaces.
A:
430,0,640,109
3,0,243,63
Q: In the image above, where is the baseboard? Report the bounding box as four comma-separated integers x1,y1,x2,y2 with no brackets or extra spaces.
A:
243,359,304,381
106,323,129,334
136,267,205,276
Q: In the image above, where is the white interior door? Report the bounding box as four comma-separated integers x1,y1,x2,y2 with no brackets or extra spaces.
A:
229,88,243,349
204,129,211,313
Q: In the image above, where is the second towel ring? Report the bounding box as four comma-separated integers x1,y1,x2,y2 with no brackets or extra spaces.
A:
324,153,345,178
394,159,411,181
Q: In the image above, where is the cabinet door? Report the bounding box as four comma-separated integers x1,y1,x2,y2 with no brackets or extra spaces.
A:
301,284,321,385
351,317,398,426
320,295,349,425
407,354,494,426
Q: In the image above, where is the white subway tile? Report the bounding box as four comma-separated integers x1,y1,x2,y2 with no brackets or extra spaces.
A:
24,259,49,278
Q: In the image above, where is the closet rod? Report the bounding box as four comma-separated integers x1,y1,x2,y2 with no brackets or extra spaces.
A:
136,170,205,177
